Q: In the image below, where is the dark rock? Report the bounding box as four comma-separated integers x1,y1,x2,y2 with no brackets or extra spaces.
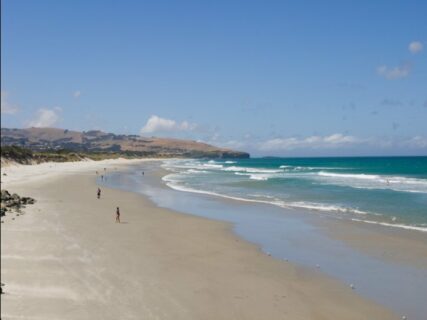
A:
21,197,35,205
1,190,11,200
1,190,36,216
5,200,16,207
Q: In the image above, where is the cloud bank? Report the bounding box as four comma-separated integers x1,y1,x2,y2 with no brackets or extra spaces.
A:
207,133,363,154
208,133,427,156
140,115,197,134
27,108,61,128
258,134,360,151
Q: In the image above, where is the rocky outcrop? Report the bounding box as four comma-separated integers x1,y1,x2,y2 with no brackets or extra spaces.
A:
1,189,35,216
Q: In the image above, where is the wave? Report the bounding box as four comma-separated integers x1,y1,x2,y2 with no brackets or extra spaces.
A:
163,175,368,216
316,171,427,193
280,165,344,171
280,165,310,171
350,219,427,233
202,163,223,169
279,165,312,171
286,201,369,215
234,172,279,181
318,171,427,185
160,159,427,232
164,160,427,193
223,166,283,173
164,161,283,181
318,172,379,179
234,172,280,181
162,176,271,204
249,194,276,199
249,174,269,181
161,172,427,233
186,169,209,174
225,160,236,164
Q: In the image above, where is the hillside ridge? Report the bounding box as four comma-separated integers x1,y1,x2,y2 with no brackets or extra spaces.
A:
0,127,250,159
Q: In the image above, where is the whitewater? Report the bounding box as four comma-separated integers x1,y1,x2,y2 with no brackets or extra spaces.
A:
162,157,427,232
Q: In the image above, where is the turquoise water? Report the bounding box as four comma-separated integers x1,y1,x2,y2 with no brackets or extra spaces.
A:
162,157,427,231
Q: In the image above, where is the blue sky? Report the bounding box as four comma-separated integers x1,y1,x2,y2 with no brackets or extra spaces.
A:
1,0,426,156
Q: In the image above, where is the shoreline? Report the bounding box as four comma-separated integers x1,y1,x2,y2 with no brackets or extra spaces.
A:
101,160,427,319
104,160,427,269
161,174,427,233
0,159,398,319
160,158,427,234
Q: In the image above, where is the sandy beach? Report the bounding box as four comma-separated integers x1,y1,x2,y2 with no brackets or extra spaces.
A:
1,159,398,319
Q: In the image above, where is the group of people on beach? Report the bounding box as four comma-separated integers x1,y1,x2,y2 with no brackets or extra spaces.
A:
96,169,120,223
95,167,146,223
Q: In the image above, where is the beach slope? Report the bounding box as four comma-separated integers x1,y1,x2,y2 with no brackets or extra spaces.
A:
1,160,396,319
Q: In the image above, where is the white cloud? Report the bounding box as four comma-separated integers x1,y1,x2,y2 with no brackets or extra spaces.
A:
377,63,411,80
403,136,427,149
73,90,81,98
409,41,423,54
1,91,19,114
220,139,249,150
140,115,197,134
258,134,360,151
27,107,61,128
200,133,427,156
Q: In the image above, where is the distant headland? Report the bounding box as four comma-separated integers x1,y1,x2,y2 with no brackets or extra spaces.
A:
0,127,250,163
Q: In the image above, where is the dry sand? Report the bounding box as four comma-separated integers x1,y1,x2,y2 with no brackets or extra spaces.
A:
1,159,397,319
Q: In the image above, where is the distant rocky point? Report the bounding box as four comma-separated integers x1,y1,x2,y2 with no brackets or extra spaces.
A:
1,127,250,159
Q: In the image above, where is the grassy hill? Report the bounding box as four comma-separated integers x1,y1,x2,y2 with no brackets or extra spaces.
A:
1,127,249,160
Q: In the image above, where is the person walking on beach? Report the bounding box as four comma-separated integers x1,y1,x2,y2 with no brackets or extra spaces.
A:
97,188,101,199
116,207,120,223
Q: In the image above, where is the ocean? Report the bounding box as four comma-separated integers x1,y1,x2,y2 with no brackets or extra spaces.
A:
162,156,427,232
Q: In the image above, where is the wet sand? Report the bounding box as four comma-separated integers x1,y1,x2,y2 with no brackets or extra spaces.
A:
316,217,427,269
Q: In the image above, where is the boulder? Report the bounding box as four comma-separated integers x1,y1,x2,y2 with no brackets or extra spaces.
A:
21,197,35,205
1,190,11,201
0,190,36,216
